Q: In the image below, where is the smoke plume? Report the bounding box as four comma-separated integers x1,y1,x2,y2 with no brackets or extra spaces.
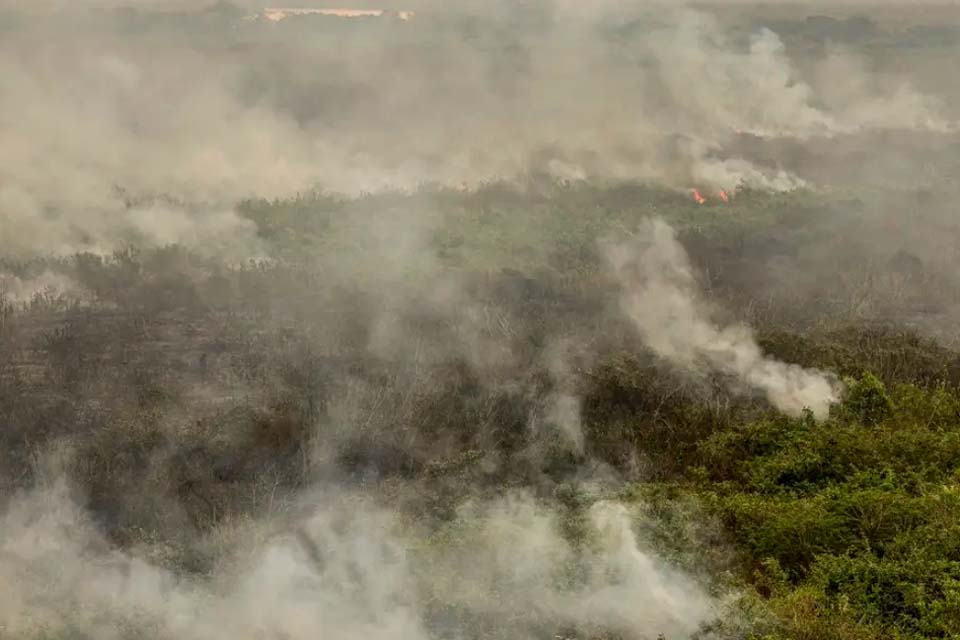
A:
606,218,841,419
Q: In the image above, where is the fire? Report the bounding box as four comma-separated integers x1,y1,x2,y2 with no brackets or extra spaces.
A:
689,188,732,205
261,8,415,22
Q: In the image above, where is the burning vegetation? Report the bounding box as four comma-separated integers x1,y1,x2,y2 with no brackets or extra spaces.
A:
256,7,416,22
689,188,732,205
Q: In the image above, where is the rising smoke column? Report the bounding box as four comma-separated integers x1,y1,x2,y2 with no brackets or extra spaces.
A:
606,218,841,419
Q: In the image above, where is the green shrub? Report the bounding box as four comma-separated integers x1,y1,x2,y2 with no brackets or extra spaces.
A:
844,373,893,426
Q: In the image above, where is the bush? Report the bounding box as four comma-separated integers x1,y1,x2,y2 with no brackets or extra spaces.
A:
844,372,893,426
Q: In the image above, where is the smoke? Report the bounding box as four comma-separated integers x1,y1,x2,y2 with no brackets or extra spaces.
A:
1,3,955,637
0,270,84,306
606,218,841,419
0,479,720,639
813,50,952,133
0,2,952,257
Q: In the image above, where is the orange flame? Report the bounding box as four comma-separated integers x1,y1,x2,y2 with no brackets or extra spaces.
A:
262,8,415,21
691,188,706,205
718,189,730,203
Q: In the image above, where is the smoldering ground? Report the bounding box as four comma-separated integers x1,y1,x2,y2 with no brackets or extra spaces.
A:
2,2,960,639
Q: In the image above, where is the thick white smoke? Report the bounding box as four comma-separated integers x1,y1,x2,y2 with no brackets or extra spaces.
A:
606,218,841,419
0,481,720,639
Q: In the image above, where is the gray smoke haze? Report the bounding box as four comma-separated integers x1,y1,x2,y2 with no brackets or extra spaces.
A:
0,1,952,257
607,218,842,419
0,270,85,306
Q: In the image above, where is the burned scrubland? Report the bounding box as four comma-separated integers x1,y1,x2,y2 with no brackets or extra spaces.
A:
3,2,960,639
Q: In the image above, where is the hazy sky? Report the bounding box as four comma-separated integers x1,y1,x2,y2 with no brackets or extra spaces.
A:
5,0,960,11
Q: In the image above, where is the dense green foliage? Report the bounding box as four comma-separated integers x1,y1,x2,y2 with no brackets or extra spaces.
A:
617,371,960,639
